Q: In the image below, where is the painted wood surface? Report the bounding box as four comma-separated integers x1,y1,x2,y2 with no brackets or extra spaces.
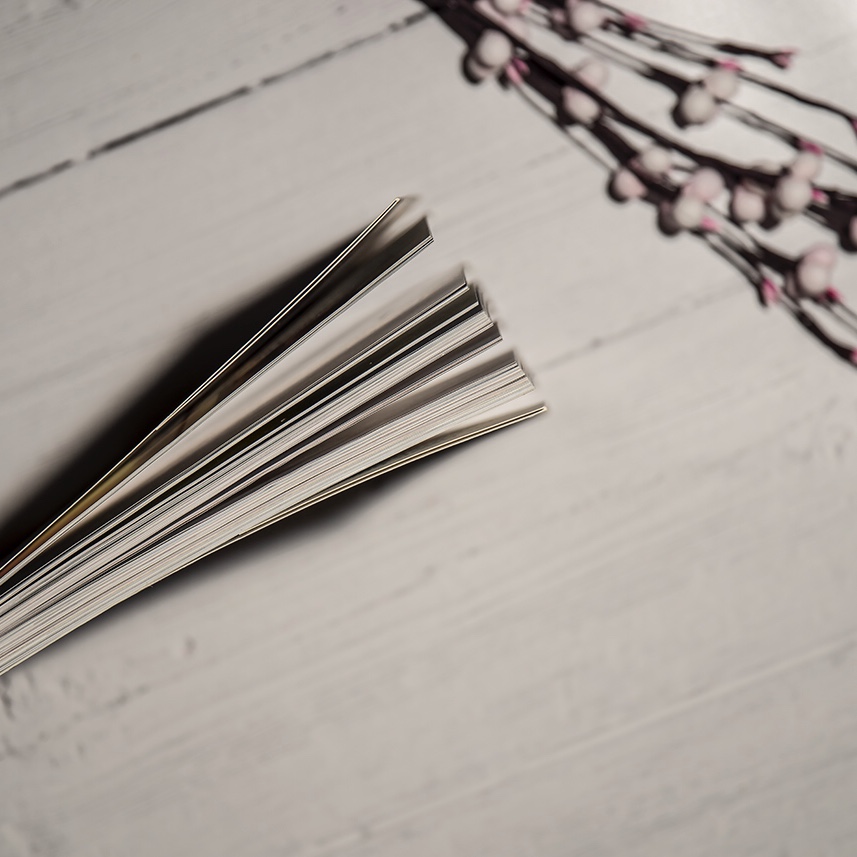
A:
1,2,856,855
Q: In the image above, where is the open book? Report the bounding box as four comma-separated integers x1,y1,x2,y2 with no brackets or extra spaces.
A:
0,198,545,674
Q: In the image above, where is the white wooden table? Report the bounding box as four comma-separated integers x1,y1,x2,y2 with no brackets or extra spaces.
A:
2,2,857,855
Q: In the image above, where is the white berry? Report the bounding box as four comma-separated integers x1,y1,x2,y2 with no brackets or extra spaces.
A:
790,150,822,181
611,168,646,200
773,176,812,213
474,30,513,69
638,145,671,175
574,58,609,90
568,1,606,34
802,242,837,269
795,261,829,297
730,185,766,223
671,195,705,230
685,167,725,202
562,87,600,124
679,86,718,125
703,68,740,101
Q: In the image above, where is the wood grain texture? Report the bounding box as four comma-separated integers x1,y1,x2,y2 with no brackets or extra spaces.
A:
2,2,857,856
0,0,425,190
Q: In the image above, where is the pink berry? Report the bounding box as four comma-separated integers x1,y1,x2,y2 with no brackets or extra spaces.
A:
761,279,780,306
621,12,646,31
504,60,525,86
799,139,824,155
773,50,796,69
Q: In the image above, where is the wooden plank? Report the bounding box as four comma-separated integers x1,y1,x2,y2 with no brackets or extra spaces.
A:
0,0,421,190
2,2,857,855
1,292,856,856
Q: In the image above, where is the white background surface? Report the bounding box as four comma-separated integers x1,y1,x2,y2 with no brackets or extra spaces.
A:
2,2,857,855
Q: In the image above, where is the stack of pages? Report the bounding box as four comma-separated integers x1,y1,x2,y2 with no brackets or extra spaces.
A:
0,197,544,674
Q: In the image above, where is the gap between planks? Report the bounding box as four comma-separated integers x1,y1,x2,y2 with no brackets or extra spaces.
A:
0,9,430,204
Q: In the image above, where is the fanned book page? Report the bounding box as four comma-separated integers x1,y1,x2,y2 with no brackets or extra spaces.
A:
0,197,545,675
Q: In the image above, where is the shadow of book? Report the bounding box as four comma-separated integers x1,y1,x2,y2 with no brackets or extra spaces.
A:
0,198,544,674
0,239,350,567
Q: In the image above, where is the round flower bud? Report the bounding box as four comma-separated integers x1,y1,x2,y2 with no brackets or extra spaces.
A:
685,167,725,202
562,87,600,124
671,195,705,230
474,30,513,69
610,168,646,201
730,185,766,223
773,176,812,213
678,86,718,125
795,261,829,297
491,0,522,13
790,150,822,181
802,242,837,269
703,68,740,100
568,1,606,34
638,145,671,175
574,58,609,90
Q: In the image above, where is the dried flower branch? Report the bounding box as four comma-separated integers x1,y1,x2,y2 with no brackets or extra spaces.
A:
425,0,857,364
